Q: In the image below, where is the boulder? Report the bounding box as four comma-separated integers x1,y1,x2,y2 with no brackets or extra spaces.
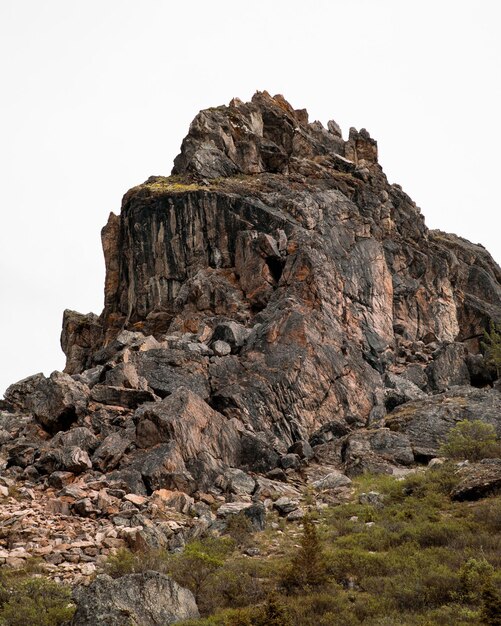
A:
134,388,242,490
343,428,414,476
90,385,156,409
384,372,426,411
385,386,501,459
71,572,199,625
4,371,89,433
312,471,352,490
451,459,501,501
426,343,470,391
92,432,132,471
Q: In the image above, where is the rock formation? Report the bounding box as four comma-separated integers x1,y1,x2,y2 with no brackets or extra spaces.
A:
1,92,501,607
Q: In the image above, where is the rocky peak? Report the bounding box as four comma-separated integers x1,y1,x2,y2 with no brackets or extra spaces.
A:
1,97,501,593
172,90,377,179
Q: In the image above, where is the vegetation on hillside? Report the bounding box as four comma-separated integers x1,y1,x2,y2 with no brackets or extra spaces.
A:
100,463,501,626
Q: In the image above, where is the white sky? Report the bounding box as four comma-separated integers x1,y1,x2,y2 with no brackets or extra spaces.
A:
1,0,500,394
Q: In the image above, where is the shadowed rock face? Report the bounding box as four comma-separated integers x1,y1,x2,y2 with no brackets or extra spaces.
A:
58,91,501,452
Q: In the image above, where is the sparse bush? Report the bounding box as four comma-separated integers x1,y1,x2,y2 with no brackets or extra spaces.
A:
481,583,501,625
0,575,74,626
459,557,495,604
439,419,500,461
103,546,171,578
225,512,254,548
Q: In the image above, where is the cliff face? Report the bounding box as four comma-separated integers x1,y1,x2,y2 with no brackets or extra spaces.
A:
61,91,500,450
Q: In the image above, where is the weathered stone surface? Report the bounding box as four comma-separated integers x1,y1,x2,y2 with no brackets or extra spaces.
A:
5,372,89,433
90,385,156,409
92,432,132,472
71,572,199,625
385,387,501,459
343,428,414,476
61,310,102,376
131,349,210,400
451,459,501,501
134,388,242,491
425,343,470,391
311,471,352,490
384,373,426,411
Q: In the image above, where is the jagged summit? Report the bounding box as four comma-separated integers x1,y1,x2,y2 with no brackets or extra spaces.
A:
172,91,377,179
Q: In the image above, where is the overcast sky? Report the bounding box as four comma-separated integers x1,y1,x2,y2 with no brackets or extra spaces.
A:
1,0,500,394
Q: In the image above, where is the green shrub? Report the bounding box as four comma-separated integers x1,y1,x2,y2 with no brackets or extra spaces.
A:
0,576,74,626
459,557,495,604
439,420,500,461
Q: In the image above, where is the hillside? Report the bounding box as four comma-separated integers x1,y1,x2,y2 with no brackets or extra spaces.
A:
1,92,501,625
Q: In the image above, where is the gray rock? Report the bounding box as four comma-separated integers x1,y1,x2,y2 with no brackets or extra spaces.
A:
312,471,352,490
385,386,501,459
451,459,501,501
217,501,266,530
4,371,89,433
358,491,385,507
211,321,250,352
273,496,299,516
90,385,156,409
280,453,301,470
288,440,314,460
71,572,199,625
384,372,426,411
212,340,231,357
343,428,414,476
223,468,256,495
50,427,99,453
92,432,132,472
426,343,470,391
72,365,105,387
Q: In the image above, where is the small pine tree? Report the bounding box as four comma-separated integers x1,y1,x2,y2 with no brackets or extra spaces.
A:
482,321,501,377
254,594,292,626
481,584,501,626
282,515,329,592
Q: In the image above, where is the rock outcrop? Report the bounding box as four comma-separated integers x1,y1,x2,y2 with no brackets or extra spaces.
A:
1,93,501,586
71,571,199,625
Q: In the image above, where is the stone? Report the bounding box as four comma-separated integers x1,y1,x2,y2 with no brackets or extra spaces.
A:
90,385,156,409
312,472,352,490
216,501,266,531
50,427,99,453
212,340,231,357
124,493,147,506
134,388,242,492
48,471,75,489
451,459,501,501
61,310,102,375
288,440,314,460
4,371,89,433
384,372,426,411
343,428,414,476
38,446,92,475
211,321,250,351
280,453,301,470
223,468,256,495
71,572,199,625
426,342,470,391
385,386,501,460
273,496,299,516
92,432,131,472
358,491,385,507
